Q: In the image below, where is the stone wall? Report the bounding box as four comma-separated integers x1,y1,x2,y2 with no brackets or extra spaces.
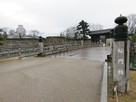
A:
0,40,39,59
0,39,98,59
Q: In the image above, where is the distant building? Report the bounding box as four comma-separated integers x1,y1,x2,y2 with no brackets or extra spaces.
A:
7,25,39,39
8,34,20,38
16,25,26,38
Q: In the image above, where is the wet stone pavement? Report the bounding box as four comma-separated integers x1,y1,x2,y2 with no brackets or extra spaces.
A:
0,46,111,102
47,46,111,61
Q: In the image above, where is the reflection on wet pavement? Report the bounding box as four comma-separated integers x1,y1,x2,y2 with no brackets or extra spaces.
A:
47,47,111,61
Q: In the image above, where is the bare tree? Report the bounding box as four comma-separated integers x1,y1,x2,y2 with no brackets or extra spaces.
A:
89,23,103,31
2,27,9,33
1,27,11,38
60,26,77,39
30,30,40,38
60,32,64,37
9,30,16,35
127,14,136,34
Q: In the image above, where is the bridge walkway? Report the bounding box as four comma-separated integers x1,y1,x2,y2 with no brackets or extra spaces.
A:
0,47,110,102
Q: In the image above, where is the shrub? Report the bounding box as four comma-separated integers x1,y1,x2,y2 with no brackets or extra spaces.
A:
0,34,4,40
131,34,136,42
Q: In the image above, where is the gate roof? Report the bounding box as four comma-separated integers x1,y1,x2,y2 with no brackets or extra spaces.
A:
88,29,113,36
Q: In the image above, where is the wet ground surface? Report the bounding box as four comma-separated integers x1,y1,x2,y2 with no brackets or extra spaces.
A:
47,46,111,61
0,46,111,102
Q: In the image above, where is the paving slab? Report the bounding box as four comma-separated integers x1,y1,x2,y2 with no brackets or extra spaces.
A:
0,57,103,102
48,47,110,61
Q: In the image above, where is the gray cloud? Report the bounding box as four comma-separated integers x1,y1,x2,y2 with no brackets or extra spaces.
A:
0,0,135,37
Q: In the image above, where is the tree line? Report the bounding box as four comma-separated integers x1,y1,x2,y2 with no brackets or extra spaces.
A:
0,26,43,39
0,13,136,41
61,13,136,41
60,21,103,40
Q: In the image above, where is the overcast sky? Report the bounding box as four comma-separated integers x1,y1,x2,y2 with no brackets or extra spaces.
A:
0,0,135,37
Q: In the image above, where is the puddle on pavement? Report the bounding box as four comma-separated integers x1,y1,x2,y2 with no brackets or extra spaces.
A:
46,47,111,61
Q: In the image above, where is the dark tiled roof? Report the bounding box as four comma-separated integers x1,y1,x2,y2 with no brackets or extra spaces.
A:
89,29,113,35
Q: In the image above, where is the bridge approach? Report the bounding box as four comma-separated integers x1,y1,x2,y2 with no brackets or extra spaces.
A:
0,47,110,102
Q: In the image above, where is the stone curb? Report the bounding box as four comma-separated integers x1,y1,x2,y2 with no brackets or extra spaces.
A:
100,62,107,102
0,57,20,63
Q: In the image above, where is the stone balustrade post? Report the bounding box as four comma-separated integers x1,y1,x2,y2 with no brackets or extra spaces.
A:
38,36,44,56
112,15,130,93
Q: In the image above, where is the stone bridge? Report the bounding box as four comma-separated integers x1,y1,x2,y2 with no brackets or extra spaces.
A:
0,38,110,102
0,15,132,102
0,46,110,102
0,39,99,60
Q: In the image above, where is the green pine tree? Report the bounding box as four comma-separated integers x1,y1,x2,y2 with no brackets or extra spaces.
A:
76,20,90,41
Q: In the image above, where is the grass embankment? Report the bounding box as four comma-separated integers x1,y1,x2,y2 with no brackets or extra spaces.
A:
109,70,136,102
